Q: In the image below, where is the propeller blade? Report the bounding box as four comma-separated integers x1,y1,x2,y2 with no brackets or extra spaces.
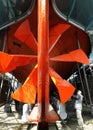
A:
11,65,38,103
50,49,90,65
14,19,37,54
49,24,70,53
49,67,75,104
0,51,37,73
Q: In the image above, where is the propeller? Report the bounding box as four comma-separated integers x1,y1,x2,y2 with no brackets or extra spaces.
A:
0,19,89,105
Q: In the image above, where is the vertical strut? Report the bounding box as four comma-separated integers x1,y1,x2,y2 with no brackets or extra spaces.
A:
77,63,87,104
37,0,49,121
82,67,92,105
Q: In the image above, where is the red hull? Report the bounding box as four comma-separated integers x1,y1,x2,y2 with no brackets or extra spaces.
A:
4,2,90,83
0,0,91,123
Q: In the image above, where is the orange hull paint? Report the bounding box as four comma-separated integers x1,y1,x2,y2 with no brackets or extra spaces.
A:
0,0,91,123
4,2,90,83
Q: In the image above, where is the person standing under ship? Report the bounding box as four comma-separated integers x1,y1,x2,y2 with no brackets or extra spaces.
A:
50,91,67,121
22,103,32,123
73,90,85,130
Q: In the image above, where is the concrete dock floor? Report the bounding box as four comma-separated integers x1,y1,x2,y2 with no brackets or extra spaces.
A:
0,102,93,130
